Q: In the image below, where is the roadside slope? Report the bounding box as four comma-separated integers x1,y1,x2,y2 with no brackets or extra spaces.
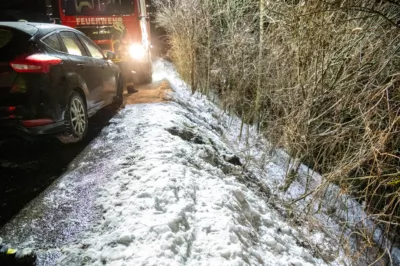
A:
0,60,339,266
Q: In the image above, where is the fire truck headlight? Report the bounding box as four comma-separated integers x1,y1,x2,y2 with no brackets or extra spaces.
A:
129,44,146,60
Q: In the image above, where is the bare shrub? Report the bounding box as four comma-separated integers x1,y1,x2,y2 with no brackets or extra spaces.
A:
154,0,400,263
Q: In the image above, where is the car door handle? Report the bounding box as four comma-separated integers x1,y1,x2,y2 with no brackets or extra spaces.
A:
77,63,85,69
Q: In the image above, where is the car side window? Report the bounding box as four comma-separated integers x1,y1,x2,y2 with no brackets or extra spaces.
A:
59,31,85,56
42,33,62,52
78,35,104,59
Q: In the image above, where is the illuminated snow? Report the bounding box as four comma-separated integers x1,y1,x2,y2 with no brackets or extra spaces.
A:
0,60,354,266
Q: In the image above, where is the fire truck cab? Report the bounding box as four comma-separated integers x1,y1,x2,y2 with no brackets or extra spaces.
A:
0,0,152,85
57,0,152,84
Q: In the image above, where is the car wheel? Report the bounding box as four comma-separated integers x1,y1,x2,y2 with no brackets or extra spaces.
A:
109,76,123,110
58,92,88,144
115,75,123,106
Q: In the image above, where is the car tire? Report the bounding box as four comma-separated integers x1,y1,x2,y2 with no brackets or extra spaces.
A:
58,92,88,144
112,75,124,107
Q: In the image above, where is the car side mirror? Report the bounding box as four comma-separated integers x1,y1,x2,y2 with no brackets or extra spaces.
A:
106,51,116,60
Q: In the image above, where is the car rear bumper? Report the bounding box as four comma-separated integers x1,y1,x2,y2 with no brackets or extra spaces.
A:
0,120,65,140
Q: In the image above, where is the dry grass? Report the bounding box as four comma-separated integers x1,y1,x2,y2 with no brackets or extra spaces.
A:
154,0,400,263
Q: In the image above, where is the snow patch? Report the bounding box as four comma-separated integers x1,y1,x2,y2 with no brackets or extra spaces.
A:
0,60,350,265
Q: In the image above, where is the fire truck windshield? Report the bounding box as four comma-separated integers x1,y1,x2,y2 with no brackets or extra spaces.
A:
0,0,46,13
0,0,50,22
63,0,134,16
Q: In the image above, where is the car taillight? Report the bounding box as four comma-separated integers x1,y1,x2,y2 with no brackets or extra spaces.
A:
10,54,62,73
22,119,54,127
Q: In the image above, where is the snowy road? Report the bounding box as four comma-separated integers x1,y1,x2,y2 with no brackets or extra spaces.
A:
0,60,338,266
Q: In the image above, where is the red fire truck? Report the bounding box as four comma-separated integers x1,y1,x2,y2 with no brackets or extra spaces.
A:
0,0,153,84
57,0,152,84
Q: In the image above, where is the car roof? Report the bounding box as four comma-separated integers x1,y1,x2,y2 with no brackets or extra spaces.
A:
0,22,39,35
0,22,81,37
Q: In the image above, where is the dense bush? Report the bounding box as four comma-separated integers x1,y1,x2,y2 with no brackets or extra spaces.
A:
154,0,400,262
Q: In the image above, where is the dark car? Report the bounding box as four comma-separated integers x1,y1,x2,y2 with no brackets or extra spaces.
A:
0,22,123,143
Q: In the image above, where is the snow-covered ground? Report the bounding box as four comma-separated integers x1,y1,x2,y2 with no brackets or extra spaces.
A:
0,60,369,265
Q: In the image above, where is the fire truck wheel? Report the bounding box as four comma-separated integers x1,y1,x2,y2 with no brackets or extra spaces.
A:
127,84,137,94
143,73,152,84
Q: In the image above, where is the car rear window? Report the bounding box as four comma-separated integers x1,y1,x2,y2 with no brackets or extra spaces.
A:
0,27,34,61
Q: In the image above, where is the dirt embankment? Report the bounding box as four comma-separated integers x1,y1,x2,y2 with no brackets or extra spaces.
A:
124,80,172,105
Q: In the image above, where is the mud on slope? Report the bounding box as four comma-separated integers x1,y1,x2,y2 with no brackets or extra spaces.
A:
125,80,172,105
